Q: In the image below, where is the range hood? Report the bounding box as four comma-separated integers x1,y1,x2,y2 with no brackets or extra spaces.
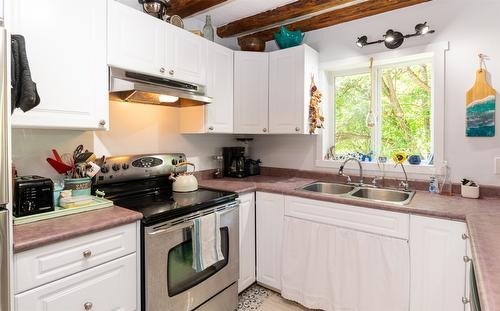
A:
109,67,212,106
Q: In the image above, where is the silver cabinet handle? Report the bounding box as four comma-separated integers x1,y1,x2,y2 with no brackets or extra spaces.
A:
295,127,300,132
160,67,165,74
462,233,469,240
83,250,92,258
462,297,470,304
84,302,93,310
99,119,106,126
463,255,471,263
208,126,214,131
169,69,175,75
262,128,267,133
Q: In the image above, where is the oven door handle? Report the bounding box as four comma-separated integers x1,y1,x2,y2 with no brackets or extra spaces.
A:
147,205,238,236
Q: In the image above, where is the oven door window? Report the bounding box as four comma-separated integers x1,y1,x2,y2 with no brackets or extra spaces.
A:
167,227,229,297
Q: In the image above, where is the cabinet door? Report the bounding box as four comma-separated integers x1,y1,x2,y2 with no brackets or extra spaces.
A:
11,0,108,130
410,215,467,311
238,192,255,293
108,0,166,77
205,42,234,133
15,253,137,311
269,46,303,134
234,52,269,134
167,25,206,85
256,192,284,291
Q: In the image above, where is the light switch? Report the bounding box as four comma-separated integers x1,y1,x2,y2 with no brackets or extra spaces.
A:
495,157,500,174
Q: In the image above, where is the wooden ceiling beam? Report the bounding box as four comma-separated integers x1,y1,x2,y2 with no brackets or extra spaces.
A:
238,0,431,43
217,0,355,38
166,0,228,18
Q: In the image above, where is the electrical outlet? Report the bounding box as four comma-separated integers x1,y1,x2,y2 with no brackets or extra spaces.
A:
495,157,500,174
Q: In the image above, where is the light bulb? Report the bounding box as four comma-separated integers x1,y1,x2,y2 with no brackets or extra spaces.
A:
159,94,179,103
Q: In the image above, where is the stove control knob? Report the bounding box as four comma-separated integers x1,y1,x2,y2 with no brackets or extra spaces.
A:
171,159,178,165
112,164,121,171
122,163,130,170
100,165,109,173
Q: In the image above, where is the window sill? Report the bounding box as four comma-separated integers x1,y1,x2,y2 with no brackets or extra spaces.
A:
315,159,440,176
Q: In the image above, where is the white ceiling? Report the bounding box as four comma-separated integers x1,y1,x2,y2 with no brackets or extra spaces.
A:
190,0,296,28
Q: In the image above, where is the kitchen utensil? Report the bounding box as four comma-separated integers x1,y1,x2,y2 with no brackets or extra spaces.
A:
170,162,198,192
466,55,496,137
74,152,95,164
46,157,73,174
169,15,184,28
238,37,265,52
52,149,62,162
73,144,84,161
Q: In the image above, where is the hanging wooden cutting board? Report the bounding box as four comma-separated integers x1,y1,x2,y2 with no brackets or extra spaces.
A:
466,69,496,137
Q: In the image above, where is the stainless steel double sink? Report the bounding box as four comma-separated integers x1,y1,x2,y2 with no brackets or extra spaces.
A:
299,182,415,205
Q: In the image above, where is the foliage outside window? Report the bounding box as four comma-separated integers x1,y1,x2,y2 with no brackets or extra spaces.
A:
332,59,433,163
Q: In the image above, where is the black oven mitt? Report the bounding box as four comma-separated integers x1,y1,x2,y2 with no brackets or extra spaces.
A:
11,34,40,113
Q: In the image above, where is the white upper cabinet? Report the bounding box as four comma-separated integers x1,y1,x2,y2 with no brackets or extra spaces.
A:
167,26,206,85
11,0,108,130
178,41,233,134
108,0,206,85
410,215,468,311
269,45,319,134
234,52,269,134
108,0,166,77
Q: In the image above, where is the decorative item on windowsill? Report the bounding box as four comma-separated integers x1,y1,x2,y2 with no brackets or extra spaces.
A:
408,155,422,165
274,26,304,49
366,57,376,128
309,74,324,134
356,22,435,50
461,179,480,199
466,53,496,137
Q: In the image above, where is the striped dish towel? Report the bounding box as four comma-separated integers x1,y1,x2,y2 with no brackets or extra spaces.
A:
192,212,224,272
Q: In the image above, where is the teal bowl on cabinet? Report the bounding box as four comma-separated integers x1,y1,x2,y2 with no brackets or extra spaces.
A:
64,177,92,196
274,26,304,49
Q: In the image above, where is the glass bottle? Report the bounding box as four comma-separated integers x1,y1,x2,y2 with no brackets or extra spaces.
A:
202,15,214,42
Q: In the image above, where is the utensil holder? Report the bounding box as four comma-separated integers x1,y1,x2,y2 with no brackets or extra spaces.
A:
461,184,480,199
64,177,92,197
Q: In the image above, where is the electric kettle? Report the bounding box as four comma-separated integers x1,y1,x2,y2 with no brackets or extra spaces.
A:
170,162,199,192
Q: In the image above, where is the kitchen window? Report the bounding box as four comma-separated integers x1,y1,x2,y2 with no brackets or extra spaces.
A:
317,43,448,175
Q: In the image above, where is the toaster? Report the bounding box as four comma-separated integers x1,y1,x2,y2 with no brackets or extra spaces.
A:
14,175,54,218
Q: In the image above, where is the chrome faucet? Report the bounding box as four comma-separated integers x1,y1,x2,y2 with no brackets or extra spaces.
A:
338,158,364,185
396,163,410,191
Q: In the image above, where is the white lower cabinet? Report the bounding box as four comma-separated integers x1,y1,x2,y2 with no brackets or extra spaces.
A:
238,192,255,293
409,215,468,311
255,192,284,291
15,253,137,311
13,222,139,311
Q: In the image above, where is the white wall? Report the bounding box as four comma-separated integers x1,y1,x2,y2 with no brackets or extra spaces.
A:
247,0,500,185
12,102,236,180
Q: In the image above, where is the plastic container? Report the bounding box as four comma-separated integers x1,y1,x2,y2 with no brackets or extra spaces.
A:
53,185,64,207
64,177,91,196
59,196,95,209
461,185,480,199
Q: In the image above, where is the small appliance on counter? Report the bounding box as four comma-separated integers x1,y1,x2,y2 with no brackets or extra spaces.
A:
13,175,54,218
170,162,199,192
223,147,261,178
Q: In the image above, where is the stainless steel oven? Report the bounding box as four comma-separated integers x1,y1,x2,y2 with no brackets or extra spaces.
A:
144,201,239,311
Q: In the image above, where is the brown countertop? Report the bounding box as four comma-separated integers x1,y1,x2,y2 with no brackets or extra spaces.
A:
198,175,500,311
13,206,142,253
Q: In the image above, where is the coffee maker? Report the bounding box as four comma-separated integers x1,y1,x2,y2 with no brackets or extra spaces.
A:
223,147,246,178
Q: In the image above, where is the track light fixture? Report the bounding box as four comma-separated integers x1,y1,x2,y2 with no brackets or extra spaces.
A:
356,22,435,49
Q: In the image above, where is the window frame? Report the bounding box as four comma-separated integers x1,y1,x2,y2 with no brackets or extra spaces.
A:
316,42,448,177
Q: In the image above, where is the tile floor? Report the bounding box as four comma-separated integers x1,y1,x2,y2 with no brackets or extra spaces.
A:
237,284,314,311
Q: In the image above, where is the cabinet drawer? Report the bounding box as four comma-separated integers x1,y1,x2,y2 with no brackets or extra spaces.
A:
14,222,137,293
285,196,409,239
15,253,137,311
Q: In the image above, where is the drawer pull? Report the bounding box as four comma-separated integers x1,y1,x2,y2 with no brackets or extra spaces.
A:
462,297,470,304
83,250,92,258
462,233,469,240
463,255,471,263
84,302,93,310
